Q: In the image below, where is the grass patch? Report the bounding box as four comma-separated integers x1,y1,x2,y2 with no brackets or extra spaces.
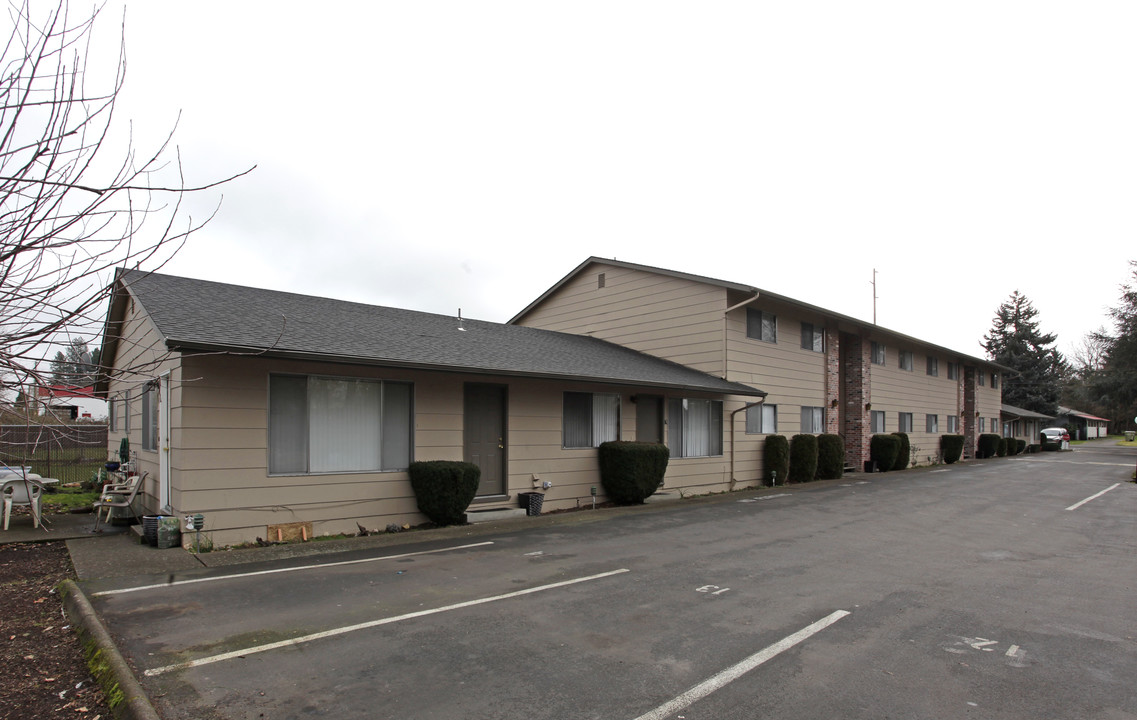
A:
40,485,100,513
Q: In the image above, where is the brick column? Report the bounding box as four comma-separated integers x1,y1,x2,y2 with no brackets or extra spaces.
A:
842,333,871,470
825,328,841,434
963,367,977,459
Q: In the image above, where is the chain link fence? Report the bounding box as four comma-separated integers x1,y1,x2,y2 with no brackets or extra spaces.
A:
0,424,109,485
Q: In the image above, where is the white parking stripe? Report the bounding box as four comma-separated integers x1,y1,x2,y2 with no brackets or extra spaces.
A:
1066,484,1122,511
632,610,851,720
92,541,495,597
144,567,630,676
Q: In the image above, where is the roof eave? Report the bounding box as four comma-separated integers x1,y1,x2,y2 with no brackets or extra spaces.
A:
165,340,768,398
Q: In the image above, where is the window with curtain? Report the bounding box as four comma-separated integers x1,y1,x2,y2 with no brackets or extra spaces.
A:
800,406,825,434
269,375,413,474
926,357,939,376
668,398,723,457
948,415,959,433
746,308,777,343
926,414,939,433
745,404,777,434
800,323,823,352
871,410,886,433
871,341,886,365
141,382,158,451
899,412,913,433
562,392,620,448
899,350,914,371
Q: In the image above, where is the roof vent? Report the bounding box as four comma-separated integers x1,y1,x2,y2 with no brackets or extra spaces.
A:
458,309,466,331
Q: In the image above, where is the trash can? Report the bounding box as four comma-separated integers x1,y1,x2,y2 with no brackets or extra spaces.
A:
156,517,182,549
1126,431,1135,442
518,492,545,516
142,515,162,546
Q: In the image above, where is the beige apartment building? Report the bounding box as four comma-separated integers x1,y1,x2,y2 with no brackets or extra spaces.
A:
511,257,1005,478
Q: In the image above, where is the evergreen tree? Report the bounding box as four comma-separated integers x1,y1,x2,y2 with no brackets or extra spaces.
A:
982,291,1065,415
1090,262,1137,430
49,339,99,386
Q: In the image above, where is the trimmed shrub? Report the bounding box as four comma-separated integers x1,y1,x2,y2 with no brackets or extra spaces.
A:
409,461,481,526
1015,439,1027,455
891,432,911,470
996,437,1008,457
764,435,790,486
870,434,900,472
599,441,669,504
977,433,1001,459
788,434,819,483
817,434,845,480
941,434,965,464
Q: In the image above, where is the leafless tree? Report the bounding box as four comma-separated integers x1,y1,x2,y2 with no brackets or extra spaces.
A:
0,1,249,409
0,1,250,477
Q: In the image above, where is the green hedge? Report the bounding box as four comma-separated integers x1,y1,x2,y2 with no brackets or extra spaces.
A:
765,435,789,486
599,441,669,504
941,434,965,464
409,461,481,526
870,434,900,472
977,433,1001,459
891,432,911,470
996,437,1008,457
817,434,845,480
1015,439,1026,455
788,434,819,483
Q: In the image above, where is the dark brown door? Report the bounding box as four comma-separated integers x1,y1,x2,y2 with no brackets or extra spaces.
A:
465,384,506,496
636,394,663,443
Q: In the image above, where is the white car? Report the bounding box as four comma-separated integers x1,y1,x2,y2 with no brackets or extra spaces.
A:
1041,427,1069,444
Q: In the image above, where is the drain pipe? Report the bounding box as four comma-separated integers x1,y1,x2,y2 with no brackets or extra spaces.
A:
722,291,761,379
730,399,766,489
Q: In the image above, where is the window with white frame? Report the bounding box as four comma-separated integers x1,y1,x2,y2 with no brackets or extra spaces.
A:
871,341,885,365
269,375,413,474
948,415,959,433
871,410,886,433
563,392,620,449
141,382,158,451
991,417,999,433
979,417,986,432
899,350,914,371
991,373,999,389
746,308,777,343
978,372,985,386
800,406,825,434
745,404,777,434
668,398,723,457
947,362,959,380
926,356,939,376
898,412,913,433
926,414,939,433
800,323,824,352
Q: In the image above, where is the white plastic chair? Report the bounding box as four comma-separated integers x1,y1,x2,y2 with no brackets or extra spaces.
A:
2,478,43,530
93,472,146,530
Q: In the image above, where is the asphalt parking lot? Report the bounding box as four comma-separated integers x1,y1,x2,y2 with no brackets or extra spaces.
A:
81,445,1137,719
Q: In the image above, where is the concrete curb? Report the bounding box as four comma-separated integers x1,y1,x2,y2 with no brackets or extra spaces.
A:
59,579,162,720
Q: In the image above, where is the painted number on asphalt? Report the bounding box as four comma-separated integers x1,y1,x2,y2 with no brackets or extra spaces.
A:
696,585,730,596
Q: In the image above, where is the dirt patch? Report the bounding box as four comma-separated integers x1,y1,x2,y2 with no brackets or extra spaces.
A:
0,542,110,720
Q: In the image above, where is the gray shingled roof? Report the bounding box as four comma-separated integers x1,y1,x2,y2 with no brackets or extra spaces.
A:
113,269,764,397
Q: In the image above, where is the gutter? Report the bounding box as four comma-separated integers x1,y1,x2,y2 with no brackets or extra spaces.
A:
722,291,761,379
729,399,766,490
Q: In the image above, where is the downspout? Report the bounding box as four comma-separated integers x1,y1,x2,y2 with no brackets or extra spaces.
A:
730,399,766,490
723,291,761,379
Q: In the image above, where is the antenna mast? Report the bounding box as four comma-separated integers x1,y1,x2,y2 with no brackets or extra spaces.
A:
872,269,878,324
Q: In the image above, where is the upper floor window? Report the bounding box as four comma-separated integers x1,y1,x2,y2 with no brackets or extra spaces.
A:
991,373,999,389
926,357,939,377
668,398,723,457
978,372,985,386
800,406,825,434
800,323,824,352
563,392,620,449
870,341,886,366
947,362,959,380
270,375,413,474
899,350,914,371
745,404,777,434
746,308,777,344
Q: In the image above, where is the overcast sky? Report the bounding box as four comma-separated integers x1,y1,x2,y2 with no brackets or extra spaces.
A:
85,1,1135,360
